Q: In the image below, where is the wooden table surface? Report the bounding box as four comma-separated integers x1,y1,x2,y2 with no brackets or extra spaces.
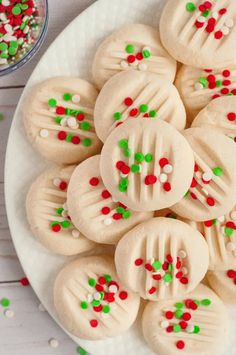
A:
0,1,95,354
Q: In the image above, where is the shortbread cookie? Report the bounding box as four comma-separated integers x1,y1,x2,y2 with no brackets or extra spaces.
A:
175,65,236,122
92,24,177,89
192,96,236,142
115,218,209,300
142,283,228,355
54,255,140,340
160,0,236,68
67,155,152,245
207,269,236,303
172,128,236,221
100,118,194,212
23,77,102,164
26,165,95,255
94,71,186,142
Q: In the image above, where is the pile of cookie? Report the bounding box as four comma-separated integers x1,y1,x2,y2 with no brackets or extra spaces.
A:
23,1,236,354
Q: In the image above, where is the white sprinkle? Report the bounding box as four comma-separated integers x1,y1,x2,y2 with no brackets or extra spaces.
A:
104,218,113,226
222,26,230,35
2,0,10,5
159,269,165,277
230,211,236,221
202,172,212,182
112,197,118,203
226,242,236,252
0,58,7,65
53,178,61,187
72,229,80,238
93,292,101,301
212,11,219,20
39,129,49,138
67,117,78,129
120,173,128,178
61,210,68,218
197,16,206,23
3,34,15,42
63,202,68,211
101,312,109,319
160,320,169,328
60,117,68,127
221,226,226,235
4,24,12,33
71,94,81,103
163,164,173,174
4,309,14,318
178,250,187,259
38,303,46,312
138,62,147,71
195,82,204,90
87,294,93,302
23,25,29,34
218,215,225,223
49,338,59,348
120,60,129,69
0,13,7,22
182,267,188,275
23,16,29,22
225,18,234,28
187,324,194,333
49,107,56,113
109,285,118,293
159,173,168,183
130,59,138,67
201,188,209,196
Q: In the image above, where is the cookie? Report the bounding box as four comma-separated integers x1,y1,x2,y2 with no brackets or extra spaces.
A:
23,76,102,165
67,155,152,245
92,24,177,89
26,165,95,255
175,65,236,123
172,128,236,221
54,255,140,340
142,283,228,355
94,70,186,142
100,118,194,212
160,0,236,68
115,217,209,300
192,96,236,143
207,269,236,303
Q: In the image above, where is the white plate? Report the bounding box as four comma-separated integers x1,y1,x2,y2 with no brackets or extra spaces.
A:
4,0,236,354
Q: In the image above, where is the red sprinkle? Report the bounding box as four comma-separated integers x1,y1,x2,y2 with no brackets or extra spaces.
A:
182,312,191,321
59,181,67,190
227,112,236,121
95,284,104,292
226,221,236,229
219,8,227,15
162,261,169,271
129,108,138,117
152,274,162,280
127,55,136,64
145,175,157,185
77,113,85,121
195,21,204,28
124,97,133,106
20,277,29,286
232,89,236,95
227,269,236,278
136,52,143,61
179,321,188,329
135,258,143,266
207,74,216,83
71,136,80,145
58,131,67,140
159,157,169,168
215,31,223,40
93,305,103,312
223,80,231,86
176,340,185,350
166,254,173,263
204,220,213,227
163,182,171,192
180,277,189,285
166,325,173,333
90,319,98,328
208,82,216,89
52,224,61,232
113,213,122,220
119,291,128,300
148,286,157,295
222,69,231,77
212,94,220,100
221,88,229,95
194,164,199,172
165,311,174,320
116,161,125,170
101,207,110,215
176,271,183,279
56,106,65,115
206,196,215,206
121,165,131,175
204,1,212,9
145,263,153,272
89,177,100,186
98,276,106,285
101,190,111,199
191,177,198,188
190,191,197,200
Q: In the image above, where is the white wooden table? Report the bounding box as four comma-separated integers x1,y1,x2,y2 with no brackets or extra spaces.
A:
0,1,95,354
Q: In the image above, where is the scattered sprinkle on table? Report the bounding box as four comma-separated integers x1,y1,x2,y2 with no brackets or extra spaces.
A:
48,338,59,348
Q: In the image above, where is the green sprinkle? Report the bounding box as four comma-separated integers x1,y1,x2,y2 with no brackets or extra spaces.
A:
168,263,173,271
152,260,162,270
119,184,127,192
12,5,21,15
77,346,87,355
102,305,110,313
193,325,201,333
142,49,151,58
216,80,222,88
163,273,173,283
63,93,72,101
48,98,57,107
194,300,200,307
20,21,27,30
66,133,72,142
123,148,131,157
104,274,112,283
0,52,8,59
145,153,153,163
8,47,17,55
82,138,92,147
149,110,157,118
120,178,129,188
65,108,71,115
225,227,233,237
135,152,144,163
212,167,223,176
0,42,8,51
80,301,88,309
213,218,217,225
173,324,181,333
184,191,189,197
92,300,100,307
175,302,184,309
20,4,28,10
139,104,149,113
51,221,60,227
116,206,125,214
123,210,132,219
88,278,96,287
114,112,122,120
100,292,105,300
80,121,91,131
125,44,135,54
0,298,10,307
56,207,63,215
186,2,196,12
228,93,233,96
10,41,18,48
201,298,211,306
202,10,210,17
118,139,129,149
175,310,183,319
198,77,208,88
131,164,140,173
61,220,71,228
55,116,62,124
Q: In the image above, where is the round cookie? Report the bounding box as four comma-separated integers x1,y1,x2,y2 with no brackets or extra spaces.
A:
115,217,209,300
94,70,186,142
175,65,236,123
26,165,95,255
207,269,236,303
100,118,194,212
92,24,177,89
54,255,140,340
142,283,228,355
160,0,236,69
23,76,102,165
67,155,153,245
192,96,236,142
172,128,236,221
